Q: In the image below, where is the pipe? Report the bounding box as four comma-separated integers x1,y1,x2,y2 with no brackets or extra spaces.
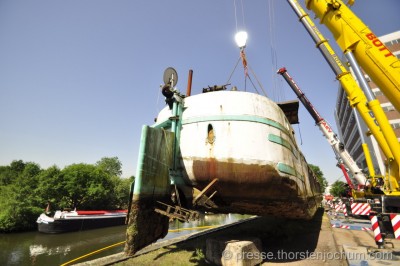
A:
186,69,193,96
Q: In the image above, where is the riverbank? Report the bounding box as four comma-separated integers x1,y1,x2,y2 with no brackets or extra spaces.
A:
76,208,335,265
74,216,258,265
76,208,400,265
1,213,250,265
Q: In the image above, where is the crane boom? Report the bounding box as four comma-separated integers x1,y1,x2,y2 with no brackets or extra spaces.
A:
277,67,367,186
286,0,400,194
304,0,400,113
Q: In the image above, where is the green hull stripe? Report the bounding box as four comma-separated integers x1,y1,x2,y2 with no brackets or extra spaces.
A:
277,162,304,182
154,114,289,135
133,125,148,194
268,134,298,159
153,119,172,129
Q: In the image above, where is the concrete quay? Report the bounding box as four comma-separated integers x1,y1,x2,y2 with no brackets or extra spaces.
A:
75,209,400,265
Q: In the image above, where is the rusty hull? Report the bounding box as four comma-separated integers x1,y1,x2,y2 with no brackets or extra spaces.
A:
188,158,320,220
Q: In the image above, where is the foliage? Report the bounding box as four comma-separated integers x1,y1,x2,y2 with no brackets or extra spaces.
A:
96,157,122,177
35,166,65,210
109,176,133,209
0,157,133,232
0,161,43,231
309,164,328,193
330,180,347,197
62,163,113,209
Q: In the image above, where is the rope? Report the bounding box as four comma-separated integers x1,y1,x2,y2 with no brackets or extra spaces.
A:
297,123,303,145
233,0,246,33
226,57,241,84
267,0,282,102
231,0,267,96
60,241,125,266
233,0,238,33
247,75,259,94
240,0,246,31
248,65,268,97
60,225,218,265
167,225,217,233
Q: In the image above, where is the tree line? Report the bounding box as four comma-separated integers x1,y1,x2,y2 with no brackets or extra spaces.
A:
0,158,329,233
309,164,328,194
0,157,133,232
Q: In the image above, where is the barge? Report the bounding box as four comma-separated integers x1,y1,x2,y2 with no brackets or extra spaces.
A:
37,209,127,233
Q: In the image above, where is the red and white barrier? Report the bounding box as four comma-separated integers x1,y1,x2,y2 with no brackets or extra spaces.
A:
351,202,371,216
390,214,400,239
342,203,348,217
369,214,383,245
331,224,349,229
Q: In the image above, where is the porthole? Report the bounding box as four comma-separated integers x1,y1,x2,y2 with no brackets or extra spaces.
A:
207,124,215,144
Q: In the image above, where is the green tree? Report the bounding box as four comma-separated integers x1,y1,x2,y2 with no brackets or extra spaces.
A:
109,176,132,209
0,160,28,185
35,166,65,210
330,180,347,197
10,160,26,173
96,157,122,177
0,165,13,185
309,164,328,193
62,163,114,209
0,161,43,232
0,158,132,232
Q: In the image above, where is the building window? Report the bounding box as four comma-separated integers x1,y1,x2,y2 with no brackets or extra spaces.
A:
392,123,400,129
386,38,400,46
382,105,395,112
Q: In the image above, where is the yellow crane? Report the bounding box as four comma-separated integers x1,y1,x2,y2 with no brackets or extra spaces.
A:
285,0,400,245
305,0,400,114
288,0,400,197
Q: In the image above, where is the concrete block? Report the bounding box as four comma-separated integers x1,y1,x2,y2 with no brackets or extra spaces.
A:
206,237,262,266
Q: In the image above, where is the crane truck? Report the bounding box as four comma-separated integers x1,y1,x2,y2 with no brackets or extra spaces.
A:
277,67,367,190
277,67,384,216
286,0,400,243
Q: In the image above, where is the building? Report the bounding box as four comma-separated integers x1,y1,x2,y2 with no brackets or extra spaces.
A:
334,31,400,177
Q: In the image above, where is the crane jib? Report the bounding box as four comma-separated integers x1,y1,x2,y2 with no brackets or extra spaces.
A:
365,33,395,58
320,121,333,134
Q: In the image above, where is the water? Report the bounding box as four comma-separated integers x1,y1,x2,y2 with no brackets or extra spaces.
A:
0,213,249,265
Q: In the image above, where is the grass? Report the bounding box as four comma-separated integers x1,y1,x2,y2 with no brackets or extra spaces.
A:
114,209,325,265
116,244,209,266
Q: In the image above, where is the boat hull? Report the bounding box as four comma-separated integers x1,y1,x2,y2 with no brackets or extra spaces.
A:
37,213,126,234
154,91,322,219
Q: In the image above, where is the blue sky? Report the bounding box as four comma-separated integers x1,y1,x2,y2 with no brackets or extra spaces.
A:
0,0,399,184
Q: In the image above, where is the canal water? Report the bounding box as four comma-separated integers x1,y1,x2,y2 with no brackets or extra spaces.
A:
0,213,250,265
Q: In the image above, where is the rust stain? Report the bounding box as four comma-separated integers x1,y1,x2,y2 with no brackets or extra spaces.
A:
192,159,297,198
191,158,321,219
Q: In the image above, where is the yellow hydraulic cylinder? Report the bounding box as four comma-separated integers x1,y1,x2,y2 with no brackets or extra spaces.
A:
305,0,400,113
338,72,394,163
384,162,400,195
361,143,375,178
368,99,400,167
